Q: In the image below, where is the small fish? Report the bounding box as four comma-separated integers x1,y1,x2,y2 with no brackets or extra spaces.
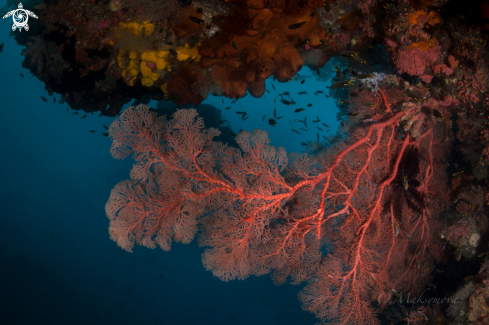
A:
452,170,464,177
295,108,305,113
304,116,308,129
406,90,421,101
307,103,312,107
394,223,400,237
339,100,351,105
102,132,109,137
225,106,231,110
242,115,250,121
212,16,224,23
276,116,284,119
262,115,267,121
40,96,47,102
356,73,372,79
429,23,440,40
315,90,324,94
325,94,330,98
322,123,330,128
301,142,307,146
335,66,343,80
354,57,368,64
454,249,462,262
81,114,87,119
236,111,246,115
452,31,464,42
103,124,109,130
66,107,68,113
169,48,178,58
331,80,354,89
281,99,293,105
266,90,270,93
294,119,304,123
300,127,308,132
274,107,276,118
339,50,359,57
230,40,238,50
271,83,276,90
317,132,319,142
19,73,24,78
89,130,95,133
298,91,307,95
316,126,323,131
59,98,65,104
283,91,290,96
189,16,204,25
324,2,330,12
301,79,305,84
288,21,306,30
432,108,444,120
313,116,320,123
269,118,278,126
291,129,302,135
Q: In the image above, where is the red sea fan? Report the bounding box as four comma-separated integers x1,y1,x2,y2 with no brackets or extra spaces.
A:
106,85,450,324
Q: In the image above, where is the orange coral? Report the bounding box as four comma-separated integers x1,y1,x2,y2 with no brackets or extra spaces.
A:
406,40,432,51
403,9,440,52
407,11,426,25
425,10,440,27
407,10,439,27
168,0,329,104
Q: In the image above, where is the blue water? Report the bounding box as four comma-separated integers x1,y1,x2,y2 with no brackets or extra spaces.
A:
0,12,339,325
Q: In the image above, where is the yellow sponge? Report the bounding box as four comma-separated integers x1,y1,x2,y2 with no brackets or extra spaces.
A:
176,43,201,62
141,50,169,70
119,20,154,37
